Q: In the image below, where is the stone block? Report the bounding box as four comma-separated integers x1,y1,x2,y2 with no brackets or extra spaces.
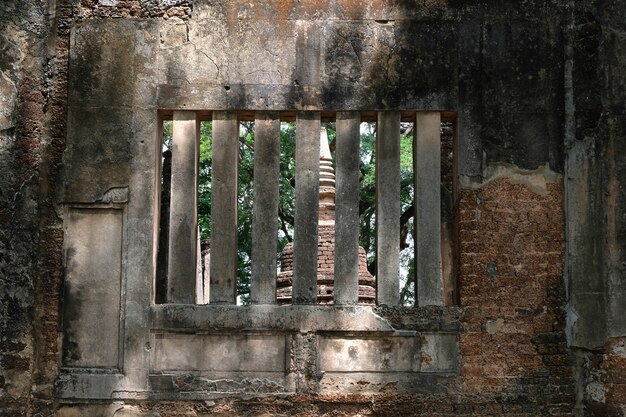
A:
150,304,398,332
192,0,451,21
62,207,123,368
150,333,287,372
317,371,448,394
226,19,297,86
567,292,606,349
319,333,420,372
603,29,626,114
69,19,159,108
0,70,16,130
64,107,132,203
159,19,229,86
419,333,458,373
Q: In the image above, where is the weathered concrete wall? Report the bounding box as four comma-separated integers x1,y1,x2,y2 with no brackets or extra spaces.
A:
1,2,190,417
154,0,566,177
0,0,624,416
566,0,626,414
55,173,571,417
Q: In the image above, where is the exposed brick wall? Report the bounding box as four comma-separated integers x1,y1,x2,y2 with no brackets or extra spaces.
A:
0,1,49,416
574,337,626,416
456,178,573,415
30,2,71,414
600,339,626,414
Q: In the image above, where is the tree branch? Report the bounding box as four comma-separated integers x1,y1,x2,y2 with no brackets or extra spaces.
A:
278,208,293,242
399,203,414,250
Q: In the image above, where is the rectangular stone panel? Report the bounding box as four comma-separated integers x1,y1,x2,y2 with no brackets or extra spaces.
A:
419,333,458,373
319,334,420,372
317,372,448,395
70,19,158,108
62,207,124,368
150,333,286,373
64,107,132,203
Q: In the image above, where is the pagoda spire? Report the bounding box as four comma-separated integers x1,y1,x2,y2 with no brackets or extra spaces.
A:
318,127,336,226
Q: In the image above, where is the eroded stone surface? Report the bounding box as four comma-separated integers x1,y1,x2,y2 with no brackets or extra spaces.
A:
319,334,421,372
151,333,287,373
0,71,17,130
62,208,123,368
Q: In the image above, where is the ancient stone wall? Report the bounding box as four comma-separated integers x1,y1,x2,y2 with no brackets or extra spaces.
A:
55,172,570,417
1,1,53,415
567,0,626,414
0,0,624,416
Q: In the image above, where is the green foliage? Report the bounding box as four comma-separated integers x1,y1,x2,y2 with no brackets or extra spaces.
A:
358,123,377,266
235,122,254,304
198,121,213,240
399,125,416,306
162,120,173,150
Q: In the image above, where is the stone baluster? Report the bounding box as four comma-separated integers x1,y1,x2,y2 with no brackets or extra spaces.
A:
250,112,281,304
334,112,361,305
210,111,239,304
292,112,321,304
414,112,443,306
167,111,199,304
376,111,401,306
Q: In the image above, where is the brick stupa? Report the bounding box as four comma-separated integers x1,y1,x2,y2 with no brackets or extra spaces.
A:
277,128,376,304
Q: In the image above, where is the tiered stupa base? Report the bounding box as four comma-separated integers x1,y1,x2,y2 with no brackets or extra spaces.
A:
276,225,376,305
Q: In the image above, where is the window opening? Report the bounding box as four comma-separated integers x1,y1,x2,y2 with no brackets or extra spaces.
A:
155,119,173,304
276,121,296,303
399,121,415,306
440,121,456,305
359,121,376,276
155,111,455,307
197,120,212,304
237,121,255,304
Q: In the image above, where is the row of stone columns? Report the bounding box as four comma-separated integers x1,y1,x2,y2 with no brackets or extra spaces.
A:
163,110,444,306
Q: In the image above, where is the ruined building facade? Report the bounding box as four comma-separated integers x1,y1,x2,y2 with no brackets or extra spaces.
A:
0,0,625,416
